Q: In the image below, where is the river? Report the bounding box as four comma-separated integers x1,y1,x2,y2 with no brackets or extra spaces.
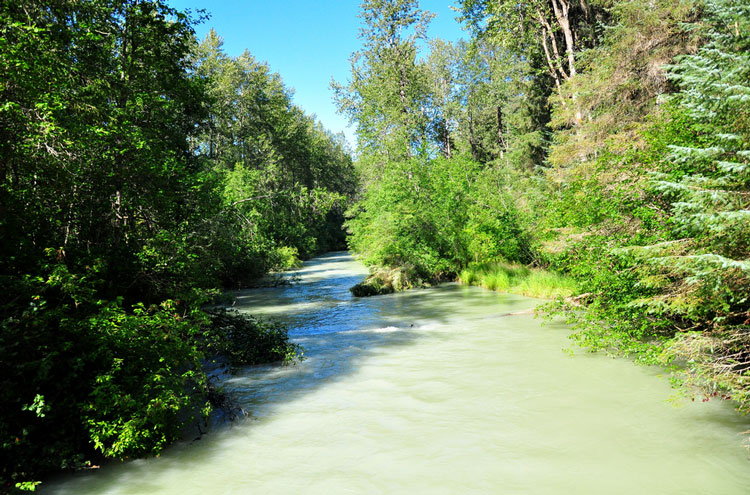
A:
45,252,750,494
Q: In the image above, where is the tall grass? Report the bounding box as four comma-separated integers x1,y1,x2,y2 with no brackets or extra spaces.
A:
459,262,577,299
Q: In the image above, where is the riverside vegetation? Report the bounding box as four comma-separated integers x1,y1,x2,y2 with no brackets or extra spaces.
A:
2,0,749,491
1,1,354,491
336,0,750,441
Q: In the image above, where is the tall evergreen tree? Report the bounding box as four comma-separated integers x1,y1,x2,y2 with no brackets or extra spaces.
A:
634,0,750,409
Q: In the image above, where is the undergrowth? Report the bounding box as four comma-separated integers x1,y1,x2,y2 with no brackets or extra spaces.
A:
459,262,578,299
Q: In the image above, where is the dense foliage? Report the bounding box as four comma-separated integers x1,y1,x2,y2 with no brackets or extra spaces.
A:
334,1,537,292
340,0,749,425
2,0,748,488
193,30,356,285
1,1,353,490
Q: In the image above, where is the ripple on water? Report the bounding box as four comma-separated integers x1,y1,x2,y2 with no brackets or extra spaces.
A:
43,252,750,495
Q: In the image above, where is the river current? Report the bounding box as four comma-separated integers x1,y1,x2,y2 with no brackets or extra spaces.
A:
45,252,750,494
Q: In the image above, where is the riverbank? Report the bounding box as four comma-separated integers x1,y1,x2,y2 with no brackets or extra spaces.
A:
351,261,577,301
43,252,750,495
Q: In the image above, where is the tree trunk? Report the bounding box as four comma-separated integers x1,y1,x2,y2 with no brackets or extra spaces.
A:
496,106,507,157
468,112,477,161
550,0,582,124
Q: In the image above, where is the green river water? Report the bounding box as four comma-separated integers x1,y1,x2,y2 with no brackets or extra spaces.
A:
45,252,750,494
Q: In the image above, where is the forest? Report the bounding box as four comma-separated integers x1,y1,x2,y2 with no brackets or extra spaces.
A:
336,0,749,435
0,1,354,490
1,0,749,491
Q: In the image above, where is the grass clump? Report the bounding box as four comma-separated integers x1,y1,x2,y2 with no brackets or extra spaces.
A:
459,262,577,299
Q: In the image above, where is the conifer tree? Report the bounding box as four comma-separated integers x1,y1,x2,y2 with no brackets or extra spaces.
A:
636,0,750,410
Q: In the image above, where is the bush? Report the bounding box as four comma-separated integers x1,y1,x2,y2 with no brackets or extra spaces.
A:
1,288,301,490
346,157,529,284
202,309,303,367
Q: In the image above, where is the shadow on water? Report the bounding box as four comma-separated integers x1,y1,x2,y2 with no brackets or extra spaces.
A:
213,280,546,430
43,253,497,492
42,252,750,494
302,251,353,262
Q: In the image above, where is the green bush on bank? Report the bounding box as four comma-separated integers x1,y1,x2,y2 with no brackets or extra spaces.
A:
346,156,530,287
203,309,303,367
1,1,350,490
1,287,302,490
535,0,750,417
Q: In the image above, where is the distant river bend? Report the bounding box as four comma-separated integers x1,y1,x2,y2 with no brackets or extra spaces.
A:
46,252,750,494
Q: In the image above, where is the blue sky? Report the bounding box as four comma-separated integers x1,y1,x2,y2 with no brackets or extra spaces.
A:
167,1,467,147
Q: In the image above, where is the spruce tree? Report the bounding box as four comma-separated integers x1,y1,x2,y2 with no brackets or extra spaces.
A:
643,0,750,410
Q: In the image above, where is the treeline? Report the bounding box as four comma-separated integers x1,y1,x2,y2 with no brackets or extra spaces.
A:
193,30,356,283
0,0,354,490
339,0,749,416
